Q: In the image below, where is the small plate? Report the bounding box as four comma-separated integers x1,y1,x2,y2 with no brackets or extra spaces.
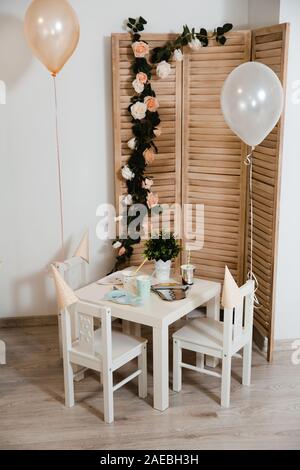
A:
97,271,123,285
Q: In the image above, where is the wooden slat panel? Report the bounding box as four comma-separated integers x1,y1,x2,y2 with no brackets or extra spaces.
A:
249,24,289,361
112,34,182,267
182,32,251,285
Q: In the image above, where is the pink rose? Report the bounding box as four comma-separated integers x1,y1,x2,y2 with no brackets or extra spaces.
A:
142,178,154,190
147,192,159,209
136,72,148,84
144,96,159,112
153,126,162,137
143,148,155,164
118,246,126,256
132,41,149,58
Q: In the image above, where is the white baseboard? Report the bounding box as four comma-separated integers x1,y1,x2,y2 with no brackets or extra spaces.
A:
253,327,298,352
274,338,299,352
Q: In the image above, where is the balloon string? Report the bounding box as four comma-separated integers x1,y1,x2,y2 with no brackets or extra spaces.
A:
244,146,260,307
53,75,65,261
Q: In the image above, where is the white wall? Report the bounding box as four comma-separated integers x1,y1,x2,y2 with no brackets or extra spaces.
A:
248,0,300,340
0,0,249,317
274,0,300,339
248,0,280,28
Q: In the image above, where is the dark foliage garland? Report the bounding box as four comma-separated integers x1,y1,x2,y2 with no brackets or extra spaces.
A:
150,23,233,64
112,17,233,269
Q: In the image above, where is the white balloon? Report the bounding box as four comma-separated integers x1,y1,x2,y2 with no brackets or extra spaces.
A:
221,62,284,147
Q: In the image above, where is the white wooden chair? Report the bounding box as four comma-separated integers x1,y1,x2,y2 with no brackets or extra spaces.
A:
172,279,254,407
61,300,147,423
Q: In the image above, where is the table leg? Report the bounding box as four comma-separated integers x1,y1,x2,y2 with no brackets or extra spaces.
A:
153,324,169,411
205,292,220,368
122,320,131,335
122,321,141,337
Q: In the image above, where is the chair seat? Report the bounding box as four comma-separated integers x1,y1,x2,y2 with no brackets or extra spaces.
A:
173,317,226,352
72,328,147,369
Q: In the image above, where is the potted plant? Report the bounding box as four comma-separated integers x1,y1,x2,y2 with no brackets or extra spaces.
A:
143,232,181,282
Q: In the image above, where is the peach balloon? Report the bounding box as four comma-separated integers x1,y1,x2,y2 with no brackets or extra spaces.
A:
24,0,80,76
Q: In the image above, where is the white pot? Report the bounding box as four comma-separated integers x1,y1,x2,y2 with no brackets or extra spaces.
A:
154,259,171,282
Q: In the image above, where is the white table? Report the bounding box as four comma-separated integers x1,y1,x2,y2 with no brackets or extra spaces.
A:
75,277,221,411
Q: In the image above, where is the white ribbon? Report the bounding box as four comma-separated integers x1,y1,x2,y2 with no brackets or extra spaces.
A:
244,146,260,307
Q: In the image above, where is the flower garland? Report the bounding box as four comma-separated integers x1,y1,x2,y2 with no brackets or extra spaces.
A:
113,17,233,269
150,23,233,68
113,17,161,268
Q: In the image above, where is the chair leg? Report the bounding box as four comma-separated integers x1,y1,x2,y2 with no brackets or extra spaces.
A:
242,340,252,386
73,365,85,382
221,355,232,407
138,344,148,398
196,353,205,369
173,339,182,392
58,313,63,359
63,355,74,408
102,370,114,424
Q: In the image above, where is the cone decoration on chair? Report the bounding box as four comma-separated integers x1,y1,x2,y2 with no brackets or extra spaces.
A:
51,264,78,310
73,229,89,263
221,266,242,309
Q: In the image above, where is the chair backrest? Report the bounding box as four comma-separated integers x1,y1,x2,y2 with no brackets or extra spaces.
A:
62,301,112,371
223,279,254,354
55,256,87,290
55,257,88,344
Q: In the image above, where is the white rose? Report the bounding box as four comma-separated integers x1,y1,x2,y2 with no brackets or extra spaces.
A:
156,60,171,79
173,49,183,62
142,178,153,190
131,101,147,120
189,38,202,51
113,241,122,249
121,165,135,181
132,78,144,94
127,137,136,150
123,194,133,206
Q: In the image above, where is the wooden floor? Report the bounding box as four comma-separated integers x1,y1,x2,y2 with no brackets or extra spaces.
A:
0,323,300,450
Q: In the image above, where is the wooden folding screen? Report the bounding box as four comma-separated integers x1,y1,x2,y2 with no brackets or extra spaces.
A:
112,34,182,266
248,24,289,361
182,31,251,285
112,25,289,360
